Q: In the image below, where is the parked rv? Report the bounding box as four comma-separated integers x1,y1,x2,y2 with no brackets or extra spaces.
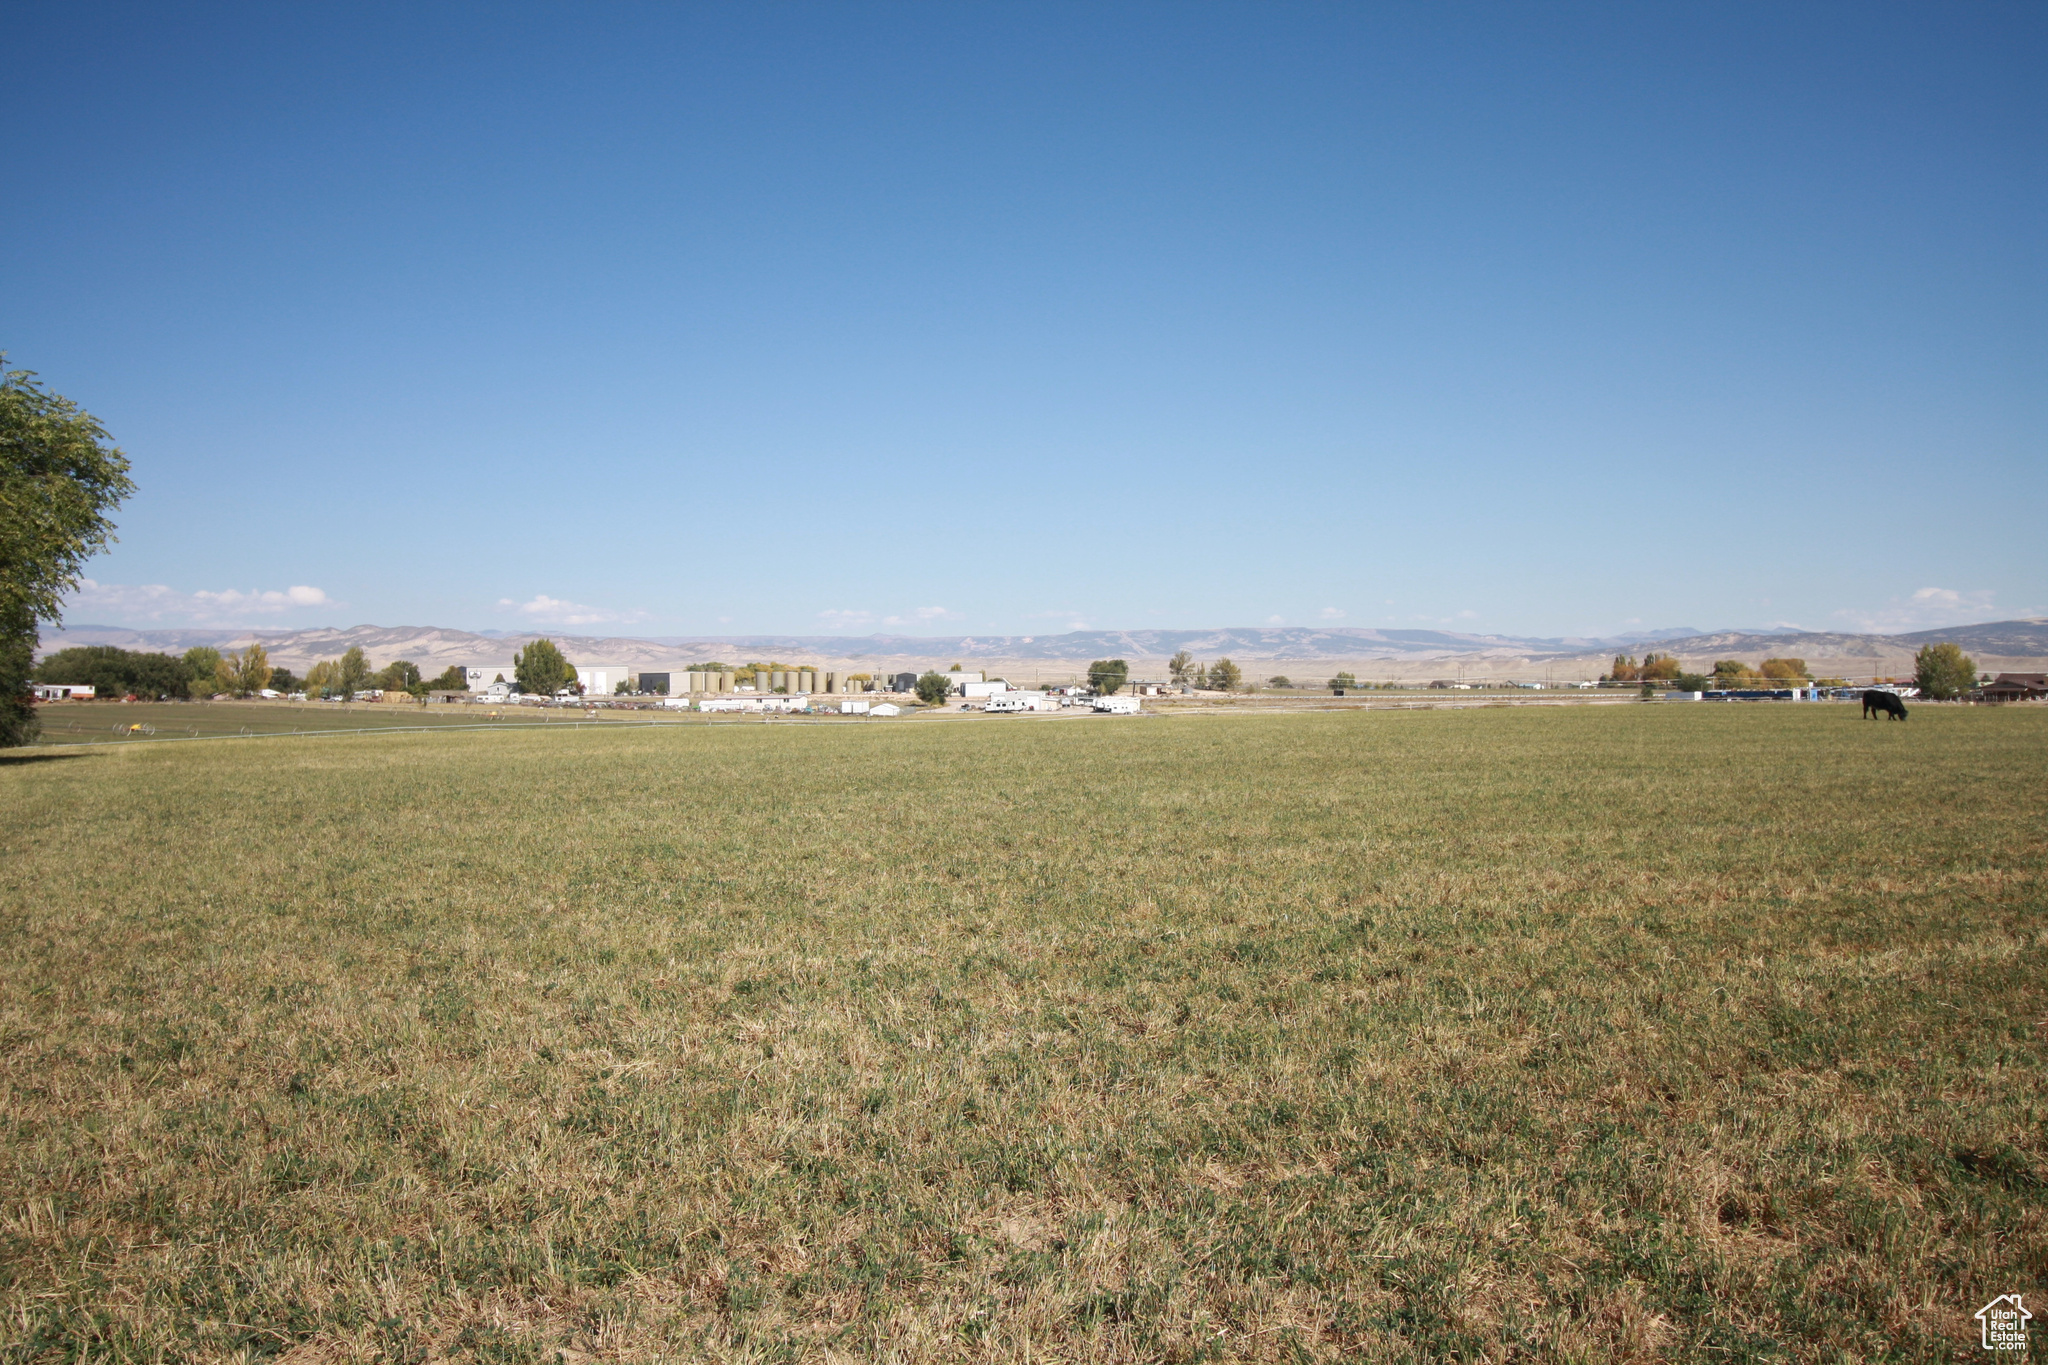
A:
986,691,1054,713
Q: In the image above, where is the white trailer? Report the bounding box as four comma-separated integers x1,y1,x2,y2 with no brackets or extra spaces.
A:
961,680,1008,700
838,699,870,714
1092,695,1141,714
985,691,1054,712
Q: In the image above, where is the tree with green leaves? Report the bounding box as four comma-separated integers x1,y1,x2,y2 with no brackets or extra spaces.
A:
1268,675,1291,689
183,646,223,690
337,646,372,699
379,660,422,692
1711,660,1754,686
427,665,466,691
1328,671,1358,692
229,644,273,696
1087,659,1129,694
914,671,952,705
268,666,303,694
1207,657,1243,691
0,361,134,745
1168,650,1194,684
513,638,574,695
1759,657,1808,681
1913,642,1976,700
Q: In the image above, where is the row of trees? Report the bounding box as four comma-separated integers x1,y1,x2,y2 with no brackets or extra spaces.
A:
30,640,467,701
1603,643,1983,700
300,648,466,698
1605,653,1832,692
1162,651,1245,691
33,643,282,700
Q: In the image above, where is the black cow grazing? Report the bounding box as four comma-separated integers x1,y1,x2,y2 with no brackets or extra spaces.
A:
1862,689,1908,721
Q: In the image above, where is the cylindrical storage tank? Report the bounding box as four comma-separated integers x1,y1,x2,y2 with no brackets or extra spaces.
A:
687,671,704,694
800,670,815,693
718,671,733,693
825,671,839,693
767,670,782,692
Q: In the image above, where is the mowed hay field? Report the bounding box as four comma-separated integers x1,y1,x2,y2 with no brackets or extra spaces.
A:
1,707,2044,1363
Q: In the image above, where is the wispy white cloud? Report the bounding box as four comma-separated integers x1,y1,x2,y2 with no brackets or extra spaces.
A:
62,578,333,625
1266,615,1285,625
1318,607,1346,620
816,606,963,630
880,606,959,627
1833,587,2000,632
497,594,647,627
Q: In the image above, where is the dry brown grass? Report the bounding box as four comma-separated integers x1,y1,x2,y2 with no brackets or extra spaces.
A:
1,703,2043,1362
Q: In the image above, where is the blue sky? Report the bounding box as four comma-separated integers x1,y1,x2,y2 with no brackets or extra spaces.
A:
7,2,2043,640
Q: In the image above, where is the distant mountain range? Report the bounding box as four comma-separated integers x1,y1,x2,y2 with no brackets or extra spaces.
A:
37,618,2048,670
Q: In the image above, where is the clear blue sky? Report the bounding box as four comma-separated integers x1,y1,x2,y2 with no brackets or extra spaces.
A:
7,2,2043,640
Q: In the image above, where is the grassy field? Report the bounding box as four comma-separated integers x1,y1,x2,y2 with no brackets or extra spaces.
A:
1,704,2042,1362
22,700,663,747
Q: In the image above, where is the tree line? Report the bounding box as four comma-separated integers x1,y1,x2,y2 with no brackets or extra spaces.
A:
31,641,478,701
1603,643,1981,700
